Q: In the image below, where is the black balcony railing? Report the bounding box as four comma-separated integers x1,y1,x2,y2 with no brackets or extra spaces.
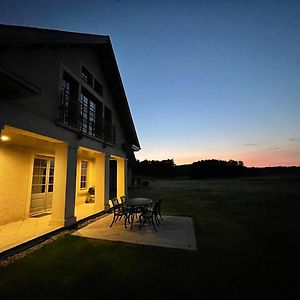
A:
60,89,115,144
60,89,79,128
105,123,116,145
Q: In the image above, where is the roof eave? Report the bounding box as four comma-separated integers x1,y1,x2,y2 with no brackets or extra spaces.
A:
101,39,140,149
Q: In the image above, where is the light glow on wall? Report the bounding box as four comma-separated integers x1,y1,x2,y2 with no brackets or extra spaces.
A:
0,135,10,142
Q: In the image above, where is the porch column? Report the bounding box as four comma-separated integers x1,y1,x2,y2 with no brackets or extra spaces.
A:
116,157,125,199
104,153,110,209
94,152,105,211
50,143,77,227
124,158,128,197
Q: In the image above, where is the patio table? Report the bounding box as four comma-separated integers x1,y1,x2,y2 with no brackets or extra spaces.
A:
125,198,153,229
126,197,153,207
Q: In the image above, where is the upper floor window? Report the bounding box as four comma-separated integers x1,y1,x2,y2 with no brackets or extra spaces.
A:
61,72,79,127
94,79,103,97
80,91,96,136
81,66,93,86
80,88,103,138
60,69,112,143
81,65,104,97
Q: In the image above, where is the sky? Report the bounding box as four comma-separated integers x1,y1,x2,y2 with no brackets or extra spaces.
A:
0,0,299,167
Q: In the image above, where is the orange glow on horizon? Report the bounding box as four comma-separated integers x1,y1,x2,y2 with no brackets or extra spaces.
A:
173,156,300,167
174,155,300,167
136,147,300,168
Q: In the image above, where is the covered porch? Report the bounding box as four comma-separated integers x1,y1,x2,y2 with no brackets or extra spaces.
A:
0,126,128,255
0,125,75,239
74,147,127,220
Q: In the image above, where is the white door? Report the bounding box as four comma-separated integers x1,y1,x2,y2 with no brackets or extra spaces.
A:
30,157,55,216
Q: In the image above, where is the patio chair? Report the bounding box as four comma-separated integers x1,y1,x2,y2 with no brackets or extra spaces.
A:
110,198,129,228
119,196,129,214
120,195,127,206
139,201,160,231
142,198,163,227
119,196,135,228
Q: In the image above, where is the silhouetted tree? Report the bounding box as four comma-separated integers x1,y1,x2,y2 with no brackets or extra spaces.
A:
132,158,299,180
190,159,245,179
133,159,176,178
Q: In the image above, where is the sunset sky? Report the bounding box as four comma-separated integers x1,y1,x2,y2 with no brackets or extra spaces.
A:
1,0,299,167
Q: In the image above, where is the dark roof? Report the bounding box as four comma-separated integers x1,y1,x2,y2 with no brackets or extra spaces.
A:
0,24,140,149
0,24,108,45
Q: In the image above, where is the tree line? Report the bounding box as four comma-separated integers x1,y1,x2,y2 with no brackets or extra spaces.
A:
132,158,300,179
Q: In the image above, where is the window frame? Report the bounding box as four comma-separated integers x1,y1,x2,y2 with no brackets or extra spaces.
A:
80,160,88,190
94,78,103,97
80,88,99,137
81,66,93,87
61,72,79,127
59,67,110,142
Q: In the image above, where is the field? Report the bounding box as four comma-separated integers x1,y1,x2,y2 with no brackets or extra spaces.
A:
0,175,299,299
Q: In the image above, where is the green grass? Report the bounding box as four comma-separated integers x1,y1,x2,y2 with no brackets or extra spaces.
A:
1,175,299,299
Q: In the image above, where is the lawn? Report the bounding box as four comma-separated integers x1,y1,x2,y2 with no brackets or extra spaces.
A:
0,175,299,299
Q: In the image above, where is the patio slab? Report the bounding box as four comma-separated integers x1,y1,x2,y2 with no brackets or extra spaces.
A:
0,204,103,256
72,214,197,251
0,215,61,254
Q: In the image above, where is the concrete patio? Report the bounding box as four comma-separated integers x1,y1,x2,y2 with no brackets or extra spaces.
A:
0,203,101,254
0,214,60,254
0,205,197,258
72,214,198,251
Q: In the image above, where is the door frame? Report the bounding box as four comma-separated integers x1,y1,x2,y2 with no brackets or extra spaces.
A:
29,154,55,216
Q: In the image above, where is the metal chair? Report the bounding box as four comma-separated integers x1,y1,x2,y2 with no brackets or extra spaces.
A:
120,195,127,206
110,198,129,228
119,196,135,229
138,201,160,231
142,198,163,227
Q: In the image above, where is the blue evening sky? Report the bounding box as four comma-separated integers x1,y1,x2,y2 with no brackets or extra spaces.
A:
1,0,299,166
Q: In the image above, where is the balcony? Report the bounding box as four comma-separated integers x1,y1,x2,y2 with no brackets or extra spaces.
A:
60,90,115,144
104,123,116,145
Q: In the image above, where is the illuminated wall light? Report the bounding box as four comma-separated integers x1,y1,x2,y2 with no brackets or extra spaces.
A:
0,135,10,141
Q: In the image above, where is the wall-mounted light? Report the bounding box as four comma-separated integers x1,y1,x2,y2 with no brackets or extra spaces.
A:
0,135,10,142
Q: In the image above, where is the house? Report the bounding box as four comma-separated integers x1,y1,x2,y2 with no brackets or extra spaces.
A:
0,24,140,229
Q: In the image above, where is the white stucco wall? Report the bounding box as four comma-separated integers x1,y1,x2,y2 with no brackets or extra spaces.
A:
0,145,31,225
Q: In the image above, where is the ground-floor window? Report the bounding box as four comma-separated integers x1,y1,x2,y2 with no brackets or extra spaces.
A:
80,160,88,189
